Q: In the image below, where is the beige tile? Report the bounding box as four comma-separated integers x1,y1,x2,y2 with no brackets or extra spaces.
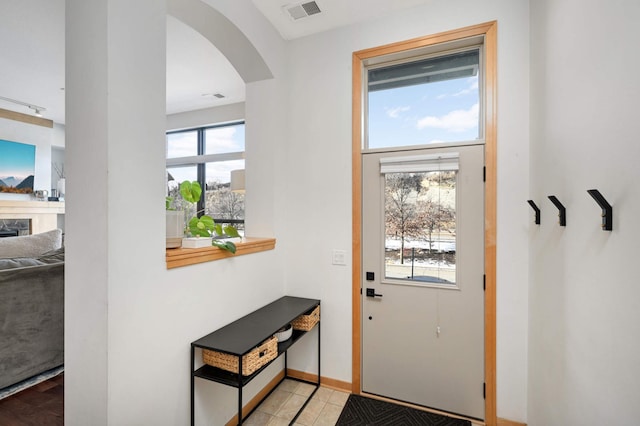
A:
294,382,317,397
278,379,300,393
267,416,291,426
327,390,349,407
276,394,308,421
312,402,343,426
311,386,333,402
295,398,326,426
259,389,292,415
245,410,274,425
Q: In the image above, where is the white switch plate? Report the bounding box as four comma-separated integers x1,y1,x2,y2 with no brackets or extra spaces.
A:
332,249,346,265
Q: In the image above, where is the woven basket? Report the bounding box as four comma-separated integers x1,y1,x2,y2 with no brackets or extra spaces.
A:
202,336,278,376
291,305,320,331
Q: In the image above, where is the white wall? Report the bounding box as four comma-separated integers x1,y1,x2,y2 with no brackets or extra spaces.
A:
528,1,640,424
65,0,534,424
282,0,531,422
167,102,244,131
0,118,55,201
65,1,288,425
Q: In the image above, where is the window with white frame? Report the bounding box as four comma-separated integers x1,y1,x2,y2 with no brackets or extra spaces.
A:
166,122,245,233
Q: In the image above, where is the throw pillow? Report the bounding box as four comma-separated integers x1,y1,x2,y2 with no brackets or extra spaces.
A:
0,229,63,259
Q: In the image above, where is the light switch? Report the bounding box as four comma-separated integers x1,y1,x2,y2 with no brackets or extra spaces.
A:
332,249,346,265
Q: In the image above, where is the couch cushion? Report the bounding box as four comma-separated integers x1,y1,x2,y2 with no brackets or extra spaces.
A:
0,258,44,270
0,229,63,259
36,247,65,264
0,247,65,271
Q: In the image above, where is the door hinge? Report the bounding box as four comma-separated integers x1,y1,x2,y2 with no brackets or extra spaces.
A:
483,274,486,291
483,382,486,399
483,166,486,182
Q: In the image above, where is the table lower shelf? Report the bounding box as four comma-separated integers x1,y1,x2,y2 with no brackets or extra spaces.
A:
193,329,311,388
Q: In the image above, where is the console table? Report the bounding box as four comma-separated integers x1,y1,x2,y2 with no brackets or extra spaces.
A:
190,296,321,425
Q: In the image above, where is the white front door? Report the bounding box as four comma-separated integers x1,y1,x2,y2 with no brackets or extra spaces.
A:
361,144,485,420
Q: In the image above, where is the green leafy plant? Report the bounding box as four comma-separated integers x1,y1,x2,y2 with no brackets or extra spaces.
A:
179,181,240,254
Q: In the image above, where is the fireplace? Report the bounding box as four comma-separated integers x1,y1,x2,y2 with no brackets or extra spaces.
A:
0,219,31,237
0,201,64,236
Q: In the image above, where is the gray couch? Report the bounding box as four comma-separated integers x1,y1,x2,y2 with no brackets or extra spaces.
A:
0,248,64,390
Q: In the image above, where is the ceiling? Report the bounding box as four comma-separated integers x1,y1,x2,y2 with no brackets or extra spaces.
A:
0,0,430,126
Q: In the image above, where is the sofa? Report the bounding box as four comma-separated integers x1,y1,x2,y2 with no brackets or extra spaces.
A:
0,229,64,391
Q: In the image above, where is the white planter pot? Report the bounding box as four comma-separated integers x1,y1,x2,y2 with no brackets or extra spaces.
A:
182,237,212,249
166,210,184,248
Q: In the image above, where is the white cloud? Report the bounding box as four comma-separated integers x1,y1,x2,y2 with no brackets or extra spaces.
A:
206,126,242,153
385,105,410,118
416,103,479,132
436,76,479,99
453,78,479,97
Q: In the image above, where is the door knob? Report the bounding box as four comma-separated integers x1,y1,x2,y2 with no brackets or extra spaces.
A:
366,288,383,298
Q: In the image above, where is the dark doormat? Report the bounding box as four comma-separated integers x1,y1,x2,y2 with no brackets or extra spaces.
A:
336,394,472,426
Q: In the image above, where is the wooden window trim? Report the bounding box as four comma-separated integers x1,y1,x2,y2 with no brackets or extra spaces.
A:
165,237,275,269
352,21,497,425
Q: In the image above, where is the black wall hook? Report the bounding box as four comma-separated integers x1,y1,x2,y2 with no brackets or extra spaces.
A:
548,196,566,226
587,189,613,231
527,200,541,224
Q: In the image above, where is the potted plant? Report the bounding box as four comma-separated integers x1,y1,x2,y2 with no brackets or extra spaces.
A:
176,181,240,253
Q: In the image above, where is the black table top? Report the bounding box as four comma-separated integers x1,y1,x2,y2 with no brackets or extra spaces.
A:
192,296,320,356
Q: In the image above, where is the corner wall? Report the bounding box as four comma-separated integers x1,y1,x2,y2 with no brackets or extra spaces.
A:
65,1,289,425
529,1,640,424
282,0,530,422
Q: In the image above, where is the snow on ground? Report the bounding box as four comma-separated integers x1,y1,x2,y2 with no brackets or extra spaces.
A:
385,238,455,252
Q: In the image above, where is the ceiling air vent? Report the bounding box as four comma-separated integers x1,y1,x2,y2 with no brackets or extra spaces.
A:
284,1,321,21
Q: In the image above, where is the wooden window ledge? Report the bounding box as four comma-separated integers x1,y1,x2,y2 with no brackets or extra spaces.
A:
166,237,276,269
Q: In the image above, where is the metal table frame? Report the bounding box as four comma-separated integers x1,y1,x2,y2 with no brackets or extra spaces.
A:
190,296,321,425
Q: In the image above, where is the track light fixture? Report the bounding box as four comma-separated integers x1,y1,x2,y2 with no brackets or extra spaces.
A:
0,95,47,117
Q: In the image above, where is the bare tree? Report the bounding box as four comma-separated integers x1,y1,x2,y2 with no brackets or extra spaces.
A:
416,199,455,253
385,171,457,264
385,173,425,264
205,182,244,223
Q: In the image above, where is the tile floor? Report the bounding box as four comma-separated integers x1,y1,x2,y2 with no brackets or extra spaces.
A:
245,379,350,426
245,378,484,426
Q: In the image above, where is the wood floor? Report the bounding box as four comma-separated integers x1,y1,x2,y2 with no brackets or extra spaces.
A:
0,373,64,426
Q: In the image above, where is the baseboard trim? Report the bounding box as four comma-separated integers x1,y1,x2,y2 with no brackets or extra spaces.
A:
286,368,352,393
497,417,527,426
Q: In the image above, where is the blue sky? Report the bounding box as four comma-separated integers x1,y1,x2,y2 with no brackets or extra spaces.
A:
368,75,479,149
0,139,36,179
166,124,245,186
